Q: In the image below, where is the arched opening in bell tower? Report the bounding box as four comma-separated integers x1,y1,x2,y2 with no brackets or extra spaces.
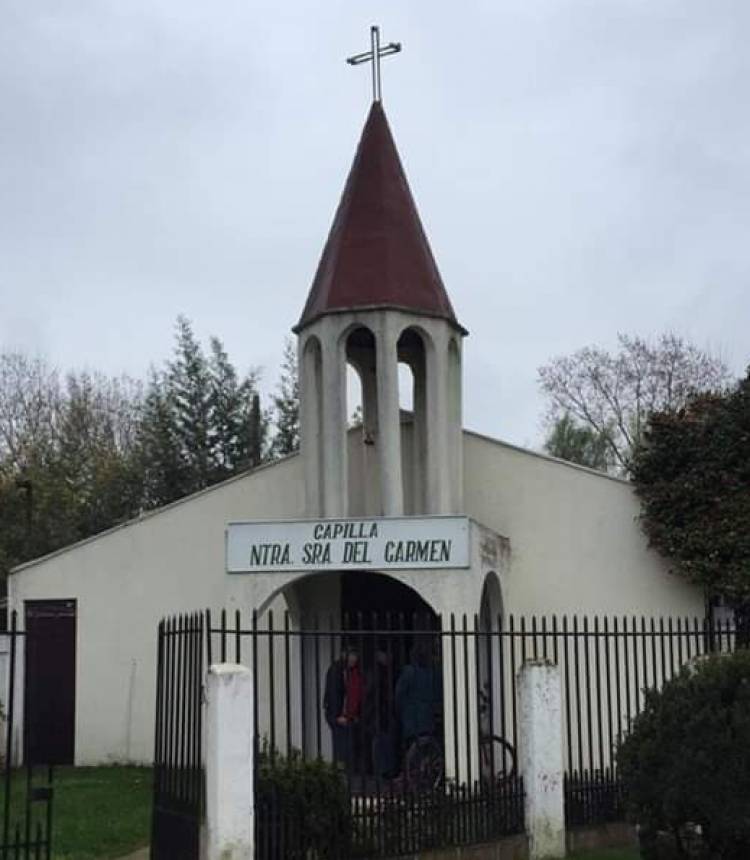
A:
347,365,363,427
301,335,324,514
345,326,379,516
397,327,428,514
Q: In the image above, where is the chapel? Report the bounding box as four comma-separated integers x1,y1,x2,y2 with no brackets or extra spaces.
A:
8,93,701,766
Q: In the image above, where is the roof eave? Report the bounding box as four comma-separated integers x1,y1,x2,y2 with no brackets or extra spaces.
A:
293,304,469,336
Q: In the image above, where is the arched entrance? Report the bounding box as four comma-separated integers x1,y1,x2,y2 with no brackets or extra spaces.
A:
277,570,442,786
341,570,437,629
478,572,504,744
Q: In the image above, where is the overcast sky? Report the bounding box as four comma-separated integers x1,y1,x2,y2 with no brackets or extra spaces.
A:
1,0,748,448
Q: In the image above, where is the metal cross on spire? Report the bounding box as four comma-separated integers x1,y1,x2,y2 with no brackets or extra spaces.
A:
346,25,402,103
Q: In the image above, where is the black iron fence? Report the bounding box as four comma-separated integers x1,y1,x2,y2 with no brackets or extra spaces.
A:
210,609,524,858
504,614,737,826
0,612,54,860
151,609,738,860
151,614,204,860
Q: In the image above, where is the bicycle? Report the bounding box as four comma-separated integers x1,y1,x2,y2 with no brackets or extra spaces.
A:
402,690,516,793
478,688,516,788
403,732,444,793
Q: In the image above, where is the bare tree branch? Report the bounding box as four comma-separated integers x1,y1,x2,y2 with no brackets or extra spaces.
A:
538,332,730,473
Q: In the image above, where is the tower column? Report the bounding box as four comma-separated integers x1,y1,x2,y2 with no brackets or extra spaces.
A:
426,326,450,514
320,321,348,517
448,336,464,513
376,316,403,516
300,335,323,516
411,353,427,514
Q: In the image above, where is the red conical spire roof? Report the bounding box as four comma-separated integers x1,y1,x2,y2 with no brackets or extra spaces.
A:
295,101,465,333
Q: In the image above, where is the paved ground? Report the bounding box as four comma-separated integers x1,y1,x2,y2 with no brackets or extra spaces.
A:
114,850,149,860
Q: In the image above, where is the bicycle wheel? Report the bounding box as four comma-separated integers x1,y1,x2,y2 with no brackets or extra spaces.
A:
479,735,516,787
404,736,444,793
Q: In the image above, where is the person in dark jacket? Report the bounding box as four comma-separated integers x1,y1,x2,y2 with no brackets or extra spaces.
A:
369,647,398,778
323,646,363,770
395,641,442,745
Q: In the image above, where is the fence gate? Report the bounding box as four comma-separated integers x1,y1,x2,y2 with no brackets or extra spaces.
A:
150,615,204,860
1,611,55,859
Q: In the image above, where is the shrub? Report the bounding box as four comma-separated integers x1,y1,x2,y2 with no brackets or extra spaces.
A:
255,746,351,858
618,649,750,860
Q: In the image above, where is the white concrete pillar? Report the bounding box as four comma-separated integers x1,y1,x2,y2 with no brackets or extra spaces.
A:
426,329,450,514
376,317,403,516
204,664,254,860
299,335,323,516
320,326,347,517
447,336,464,513
411,355,427,514
518,660,565,860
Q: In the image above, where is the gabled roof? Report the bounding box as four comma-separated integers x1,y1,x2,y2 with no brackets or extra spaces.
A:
295,101,465,334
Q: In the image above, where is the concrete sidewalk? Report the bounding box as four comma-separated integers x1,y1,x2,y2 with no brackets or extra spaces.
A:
114,850,148,860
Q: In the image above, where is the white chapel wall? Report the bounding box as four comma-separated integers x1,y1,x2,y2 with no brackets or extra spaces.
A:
462,431,703,618
8,456,305,766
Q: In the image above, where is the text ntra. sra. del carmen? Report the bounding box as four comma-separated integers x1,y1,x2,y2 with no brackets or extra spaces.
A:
246,534,454,568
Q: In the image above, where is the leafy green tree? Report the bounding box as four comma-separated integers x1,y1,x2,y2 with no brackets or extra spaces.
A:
0,362,144,575
631,369,750,606
0,321,271,576
543,413,612,471
270,338,299,457
55,372,144,538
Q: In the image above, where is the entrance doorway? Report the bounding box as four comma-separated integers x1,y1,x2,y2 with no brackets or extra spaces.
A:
24,600,76,765
339,571,440,704
341,570,437,628
337,572,441,785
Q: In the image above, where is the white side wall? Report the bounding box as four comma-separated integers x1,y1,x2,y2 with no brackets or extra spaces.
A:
9,457,305,765
463,431,703,617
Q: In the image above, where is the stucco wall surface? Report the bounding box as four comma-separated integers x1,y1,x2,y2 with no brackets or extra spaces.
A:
462,431,702,617
9,456,304,765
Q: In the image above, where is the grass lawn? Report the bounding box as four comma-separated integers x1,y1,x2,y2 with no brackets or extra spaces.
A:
2,766,152,860
51,767,152,860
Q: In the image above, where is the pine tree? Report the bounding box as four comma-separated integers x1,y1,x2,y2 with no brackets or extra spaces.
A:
209,336,246,479
248,393,263,467
168,317,214,489
270,338,299,457
138,371,190,507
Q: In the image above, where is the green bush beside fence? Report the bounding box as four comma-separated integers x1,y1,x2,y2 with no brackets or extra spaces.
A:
256,747,351,858
618,649,750,860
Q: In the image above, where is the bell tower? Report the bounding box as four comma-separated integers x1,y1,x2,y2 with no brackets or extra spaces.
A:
294,102,467,519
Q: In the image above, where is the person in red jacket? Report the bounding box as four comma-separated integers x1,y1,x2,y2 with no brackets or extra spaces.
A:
324,646,363,772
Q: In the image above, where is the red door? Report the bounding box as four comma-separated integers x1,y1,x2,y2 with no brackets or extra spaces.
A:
24,600,76,765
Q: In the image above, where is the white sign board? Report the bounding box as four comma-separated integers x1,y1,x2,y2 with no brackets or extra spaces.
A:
226,516,470,573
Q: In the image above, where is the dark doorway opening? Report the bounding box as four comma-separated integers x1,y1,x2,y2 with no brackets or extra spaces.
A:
24,600,76,765
341,570,437,629
337,572,442,784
